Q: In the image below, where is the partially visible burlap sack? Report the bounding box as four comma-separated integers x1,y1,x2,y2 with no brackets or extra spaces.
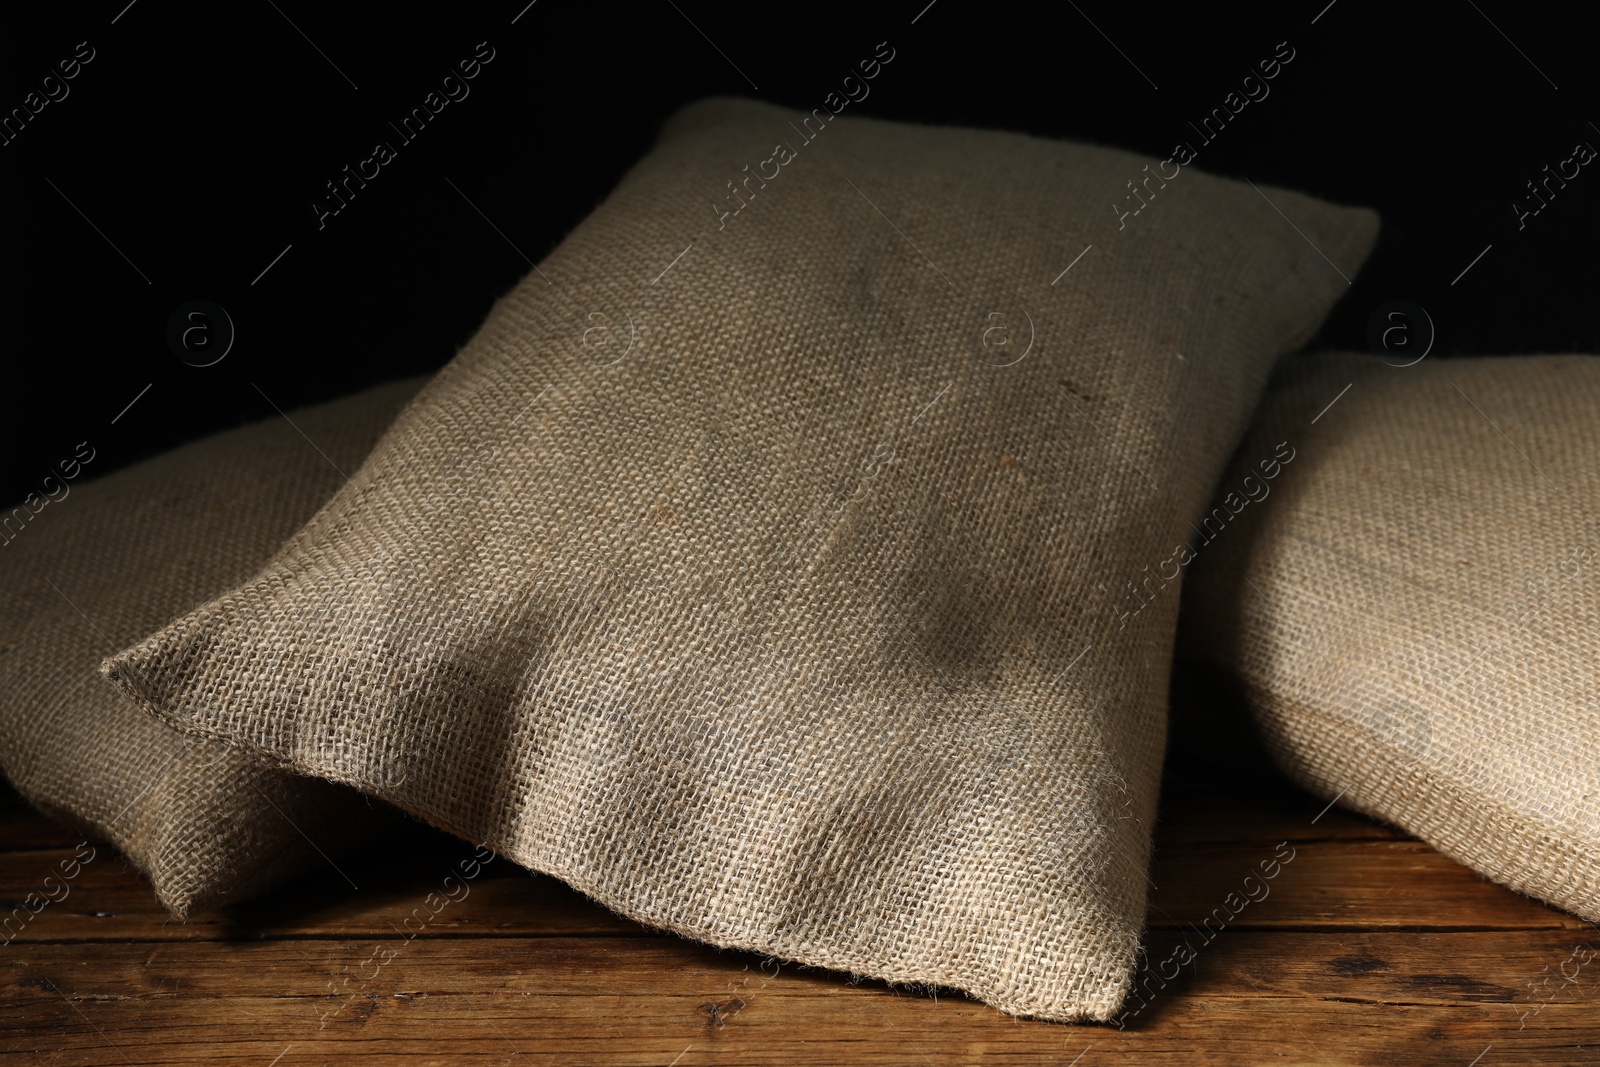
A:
1181,352,1600,920
0,378,424,916
105,98,1376,1020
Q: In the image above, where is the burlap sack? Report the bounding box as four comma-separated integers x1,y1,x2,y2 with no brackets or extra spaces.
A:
1,378,423,916
104,98,1376,1020
1181,352,1599,921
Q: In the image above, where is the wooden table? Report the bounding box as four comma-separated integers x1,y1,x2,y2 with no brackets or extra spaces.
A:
4,681,1597,1065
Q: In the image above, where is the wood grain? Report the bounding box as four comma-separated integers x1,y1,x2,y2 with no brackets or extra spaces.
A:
3,689,1597,1065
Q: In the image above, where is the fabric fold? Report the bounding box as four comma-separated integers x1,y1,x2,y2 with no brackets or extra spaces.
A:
104,98,1377,1019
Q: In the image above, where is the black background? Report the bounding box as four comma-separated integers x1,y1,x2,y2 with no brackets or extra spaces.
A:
2,0,1594,509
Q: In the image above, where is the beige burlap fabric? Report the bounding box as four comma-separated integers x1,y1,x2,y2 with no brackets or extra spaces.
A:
1182,352,1600,921
105,98,1376,1020
1,378,422,916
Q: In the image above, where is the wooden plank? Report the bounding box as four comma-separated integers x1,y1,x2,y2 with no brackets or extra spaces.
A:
6,698,1596,1065
2,834,1580,946
3,933,1596,1065
4,931,1590,1005
0,837,648,944
1148,838,1587,931
13,1001,1584,1067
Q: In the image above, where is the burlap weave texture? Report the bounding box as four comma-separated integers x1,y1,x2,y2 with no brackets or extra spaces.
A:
106,99,1376,1019
1183,352,1600,922
1,379,422,915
